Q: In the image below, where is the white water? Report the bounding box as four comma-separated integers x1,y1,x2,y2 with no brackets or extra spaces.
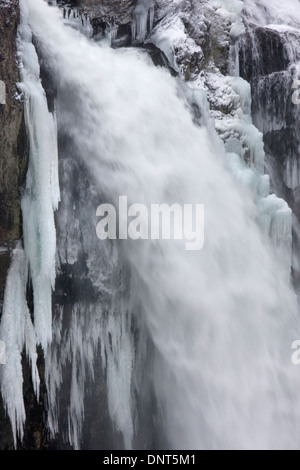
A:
2,0,300,450
243,0,300,26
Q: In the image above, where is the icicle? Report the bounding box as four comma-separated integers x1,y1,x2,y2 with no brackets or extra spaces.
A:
0,0,60,445
132,0,154,43
110,26,119,45
257,195,293,276
60,5,93,38
229,39,241,76
17,0,60,351
103,310,134,450
285,156,300,190
131,20,137,43
0,245,39,446
149,5,155,34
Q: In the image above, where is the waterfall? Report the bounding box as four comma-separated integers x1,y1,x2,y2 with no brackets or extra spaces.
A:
2,0,300,450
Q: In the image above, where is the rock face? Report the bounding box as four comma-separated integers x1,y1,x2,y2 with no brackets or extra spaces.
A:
0,0,27,305
239,22,300,285
64,0,138,45
0,0,28,450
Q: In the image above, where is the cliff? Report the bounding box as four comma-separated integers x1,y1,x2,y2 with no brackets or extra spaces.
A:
0,0,27,449
0,0,27,307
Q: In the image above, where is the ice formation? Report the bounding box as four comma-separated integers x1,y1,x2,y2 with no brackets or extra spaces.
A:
0,245,39,446
0,0,60,444
1,0,300,451
132,0,155,43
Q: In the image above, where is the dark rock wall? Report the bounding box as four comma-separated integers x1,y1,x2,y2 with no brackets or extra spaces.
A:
239,26,300,285
0,0,28,307
0,0,28,450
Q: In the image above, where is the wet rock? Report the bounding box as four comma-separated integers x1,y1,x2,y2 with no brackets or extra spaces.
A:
240,27,291,81
0,0,28,306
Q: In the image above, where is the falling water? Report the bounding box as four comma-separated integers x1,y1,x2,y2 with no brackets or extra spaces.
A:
2,0,300,450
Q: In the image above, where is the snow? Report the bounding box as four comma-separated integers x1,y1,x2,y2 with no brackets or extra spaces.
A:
212,0,245,36
266,24,300,33
151,13,203,74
